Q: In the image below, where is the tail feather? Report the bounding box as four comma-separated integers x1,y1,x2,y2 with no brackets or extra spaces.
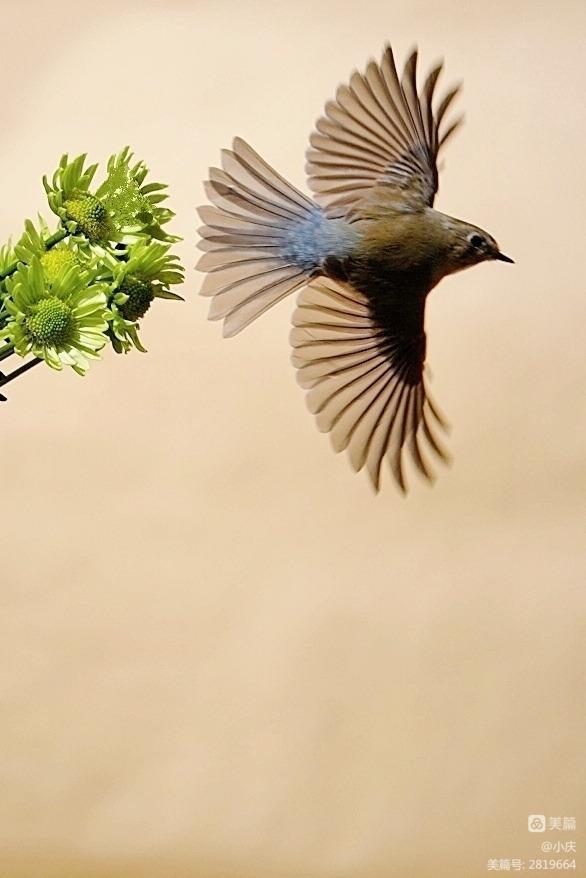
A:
206,267,305,319
221,140,312,212
197,250,282,272
210,271,309,328
208,168,303,221
197,137,320,337
199,258,285,296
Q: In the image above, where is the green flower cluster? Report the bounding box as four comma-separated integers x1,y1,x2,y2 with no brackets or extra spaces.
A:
3,257,108,374
0,149,184,394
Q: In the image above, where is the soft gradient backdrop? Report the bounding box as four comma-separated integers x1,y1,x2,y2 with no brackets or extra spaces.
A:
1,1,584,876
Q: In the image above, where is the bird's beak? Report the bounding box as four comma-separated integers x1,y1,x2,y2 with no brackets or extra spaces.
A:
495,251,514,263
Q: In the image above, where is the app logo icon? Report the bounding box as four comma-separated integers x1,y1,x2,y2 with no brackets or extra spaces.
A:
528,815,546,832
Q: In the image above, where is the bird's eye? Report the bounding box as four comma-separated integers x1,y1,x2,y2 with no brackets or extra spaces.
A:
468,233,484,248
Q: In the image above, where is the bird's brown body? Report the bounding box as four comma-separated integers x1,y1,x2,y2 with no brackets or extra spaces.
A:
339,201,503,289
197,44,512,491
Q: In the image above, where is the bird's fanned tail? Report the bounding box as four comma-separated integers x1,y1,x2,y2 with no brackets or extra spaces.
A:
197,138,326,337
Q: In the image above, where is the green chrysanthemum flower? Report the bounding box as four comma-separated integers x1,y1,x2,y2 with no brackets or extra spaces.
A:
0,257,109,374
98,238,184,354
12,219,93,284
43,153,98,224
107,239,184,299
96,147,179,243
43,154,116,246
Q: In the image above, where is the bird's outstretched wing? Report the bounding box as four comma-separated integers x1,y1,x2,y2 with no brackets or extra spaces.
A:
306,45,462,217
290,278,449,492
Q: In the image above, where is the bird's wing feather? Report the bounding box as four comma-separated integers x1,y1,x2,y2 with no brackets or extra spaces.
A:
306,45,462,217
290,277,450,492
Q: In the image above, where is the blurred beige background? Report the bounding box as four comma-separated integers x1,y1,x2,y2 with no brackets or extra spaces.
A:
1,1,584,876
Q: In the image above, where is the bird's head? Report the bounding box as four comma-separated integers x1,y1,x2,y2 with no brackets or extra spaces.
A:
441,218,514,276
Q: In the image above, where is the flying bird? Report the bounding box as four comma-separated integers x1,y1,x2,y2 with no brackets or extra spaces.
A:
196,44,513,492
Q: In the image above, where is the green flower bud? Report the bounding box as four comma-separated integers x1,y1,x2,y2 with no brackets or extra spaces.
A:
118,276,154,321
40,247,79,284
64,193,112,243
25,296,74,346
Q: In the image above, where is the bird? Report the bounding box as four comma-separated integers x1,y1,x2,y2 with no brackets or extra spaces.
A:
196,43,513,492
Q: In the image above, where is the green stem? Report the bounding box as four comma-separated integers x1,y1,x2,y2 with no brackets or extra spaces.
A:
0,227,69,281
0,342,14,361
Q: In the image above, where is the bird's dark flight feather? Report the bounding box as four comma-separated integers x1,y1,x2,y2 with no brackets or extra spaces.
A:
290,277,449,492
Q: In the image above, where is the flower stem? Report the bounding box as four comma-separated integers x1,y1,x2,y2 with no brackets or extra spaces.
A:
0,357,42,391
0,227,69,281
0,342,14,361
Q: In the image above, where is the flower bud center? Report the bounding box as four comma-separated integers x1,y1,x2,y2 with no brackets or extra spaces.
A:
40,248,78,284
65,194,111,243
26,297,74,346
119,276,154,321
